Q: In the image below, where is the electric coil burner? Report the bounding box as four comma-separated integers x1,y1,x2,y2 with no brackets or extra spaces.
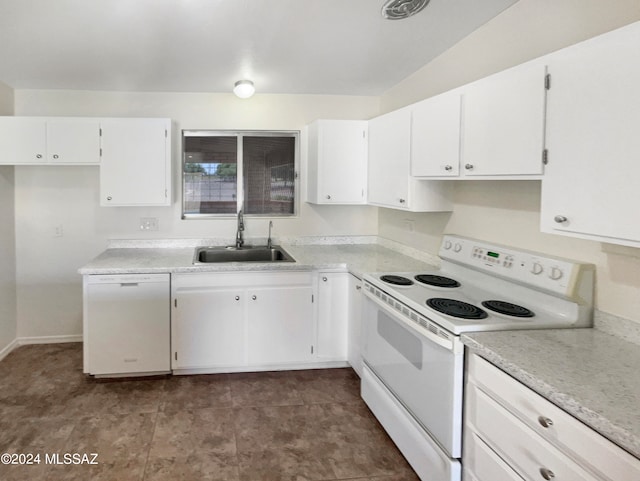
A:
380,275,414,286
415,274,460,288
427,298,488,320
481,300,535,318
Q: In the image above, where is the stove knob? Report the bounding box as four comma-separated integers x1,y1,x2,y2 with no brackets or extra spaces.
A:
443,240,452,250
549,267,563,280
530,262,544,275
453,243,462,253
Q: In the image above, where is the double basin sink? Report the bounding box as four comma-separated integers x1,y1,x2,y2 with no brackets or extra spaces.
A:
193,245,295,264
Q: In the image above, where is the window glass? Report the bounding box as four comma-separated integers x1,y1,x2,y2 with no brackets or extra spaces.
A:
182,131,297,218
243,136,295,215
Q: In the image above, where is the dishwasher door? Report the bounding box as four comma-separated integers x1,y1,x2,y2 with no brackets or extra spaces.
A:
83,274,171,376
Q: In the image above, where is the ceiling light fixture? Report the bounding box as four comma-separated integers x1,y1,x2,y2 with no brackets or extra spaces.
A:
381,0,430,20
233,80,255,98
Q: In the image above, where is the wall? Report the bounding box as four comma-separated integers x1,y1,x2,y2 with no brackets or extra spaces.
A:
13,90,379,338
0,81,16,355
378,0,640,322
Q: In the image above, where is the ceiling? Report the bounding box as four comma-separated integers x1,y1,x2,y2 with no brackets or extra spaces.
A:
0,0,518,96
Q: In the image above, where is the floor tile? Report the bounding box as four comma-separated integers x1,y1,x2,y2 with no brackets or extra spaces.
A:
161,374,232,413
294,368,362,405
145,408,239,481
46,412,156,481
228,370,305,408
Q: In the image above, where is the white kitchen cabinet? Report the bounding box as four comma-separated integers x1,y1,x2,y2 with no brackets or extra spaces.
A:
0,117,100,165
464,353,640,481
307,119,367,204
83,274,171,376
247,284,315,365
410,90,462,178
368,108,453,212
347,273,363,377
100,118,171,206
541,21,640,248
315,272,349,361
171,285,245,370
461,59,547,178
172,271,314,372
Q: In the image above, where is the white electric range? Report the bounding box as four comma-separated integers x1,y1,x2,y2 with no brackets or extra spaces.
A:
360,235,594,481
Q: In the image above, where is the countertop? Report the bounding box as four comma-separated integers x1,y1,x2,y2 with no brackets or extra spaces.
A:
77,241,437,279
463,328,640,459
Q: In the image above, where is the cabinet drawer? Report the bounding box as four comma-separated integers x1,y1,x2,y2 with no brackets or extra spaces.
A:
468,355,640,481
467,384,599,481
464,432,524,481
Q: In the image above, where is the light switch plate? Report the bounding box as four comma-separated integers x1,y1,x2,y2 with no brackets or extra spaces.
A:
140,217,159,231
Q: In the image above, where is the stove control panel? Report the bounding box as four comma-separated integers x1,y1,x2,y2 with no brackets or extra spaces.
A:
440,235,594,298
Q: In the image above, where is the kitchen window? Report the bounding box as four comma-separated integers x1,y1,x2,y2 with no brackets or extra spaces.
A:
182,130,298,218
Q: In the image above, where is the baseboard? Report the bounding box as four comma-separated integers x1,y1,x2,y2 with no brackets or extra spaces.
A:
16,335,83,345
0,338,19,362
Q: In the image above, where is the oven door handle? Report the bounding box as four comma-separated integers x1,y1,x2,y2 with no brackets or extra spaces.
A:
364,290,458,353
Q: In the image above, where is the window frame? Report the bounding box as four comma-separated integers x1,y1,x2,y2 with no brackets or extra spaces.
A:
181,129,300,219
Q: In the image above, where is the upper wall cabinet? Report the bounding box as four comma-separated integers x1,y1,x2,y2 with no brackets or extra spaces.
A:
306,120,367,204
100,118,172,207
460,59,548,178
368,108,453,212
0,117,101,165
410,89,462,177
541,21,640,248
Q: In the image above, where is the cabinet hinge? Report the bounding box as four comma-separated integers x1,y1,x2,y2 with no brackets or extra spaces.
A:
361,188,364,198
174,299,177,308
542,149,549,165
311,346,314,354
100,148,102,157
294,171,299,179
165,129,168,138
545,73,551,90
99,128,102,137
165,189,168,198
311,294,314,303
362,130,366,139
174,352,177,361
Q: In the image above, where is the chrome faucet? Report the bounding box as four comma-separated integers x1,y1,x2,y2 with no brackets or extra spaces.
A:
235,209,244,248
267,221,273,249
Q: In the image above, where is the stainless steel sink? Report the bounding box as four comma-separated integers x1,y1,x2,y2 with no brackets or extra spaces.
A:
193,245,295,264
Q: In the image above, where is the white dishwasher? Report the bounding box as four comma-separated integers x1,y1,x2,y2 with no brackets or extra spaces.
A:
83,273,171,377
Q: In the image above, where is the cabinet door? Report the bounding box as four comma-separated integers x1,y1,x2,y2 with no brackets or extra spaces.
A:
347,274,363,376
47,119,101,164
172,287,245,369
541,22,640,247
0,117,46,164
246,285,314,365
411,91,462,177
307,120,367,204
316,272,349,361
368,108,411,208
461,60,547,176
100,118,171,206
84,274,170,375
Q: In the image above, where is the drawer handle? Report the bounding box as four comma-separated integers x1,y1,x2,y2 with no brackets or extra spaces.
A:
538,416,554,428
539,467,555,480
235,296,240,301
252,295,257,300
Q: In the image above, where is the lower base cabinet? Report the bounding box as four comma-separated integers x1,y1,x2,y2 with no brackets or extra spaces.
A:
171,271,315,371
464,353,640,481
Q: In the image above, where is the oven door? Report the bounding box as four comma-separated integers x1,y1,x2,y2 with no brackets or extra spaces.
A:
361,290,464,459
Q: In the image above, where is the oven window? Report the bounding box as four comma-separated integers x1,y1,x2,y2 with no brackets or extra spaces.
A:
377,311,423,370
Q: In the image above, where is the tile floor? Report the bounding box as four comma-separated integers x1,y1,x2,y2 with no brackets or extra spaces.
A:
0,343,419,481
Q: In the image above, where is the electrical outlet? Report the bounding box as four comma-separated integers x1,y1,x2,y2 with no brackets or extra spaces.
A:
139,217,159,231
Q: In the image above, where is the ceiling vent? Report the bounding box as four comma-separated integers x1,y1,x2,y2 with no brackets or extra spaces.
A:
381,0,430,20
